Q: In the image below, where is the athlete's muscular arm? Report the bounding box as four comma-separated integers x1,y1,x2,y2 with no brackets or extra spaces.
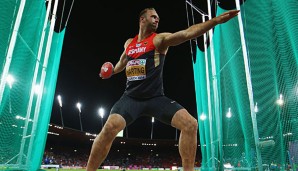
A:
113,38,133,74
155,10,239,52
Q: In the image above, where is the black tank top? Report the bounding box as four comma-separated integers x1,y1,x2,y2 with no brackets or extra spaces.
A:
124,33,165,98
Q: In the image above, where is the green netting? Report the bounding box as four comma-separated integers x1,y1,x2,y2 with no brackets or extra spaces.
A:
194,1,298,171
0,0,65,170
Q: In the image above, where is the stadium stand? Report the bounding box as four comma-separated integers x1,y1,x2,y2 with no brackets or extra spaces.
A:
44,124,202,169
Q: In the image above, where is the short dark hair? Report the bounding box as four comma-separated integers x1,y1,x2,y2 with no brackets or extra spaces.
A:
139,8,156,18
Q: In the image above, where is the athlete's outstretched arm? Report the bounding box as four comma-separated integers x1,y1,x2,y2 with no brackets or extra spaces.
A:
160,10,239,48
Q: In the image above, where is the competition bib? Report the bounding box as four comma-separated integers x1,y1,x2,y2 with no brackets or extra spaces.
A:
126,59,146,81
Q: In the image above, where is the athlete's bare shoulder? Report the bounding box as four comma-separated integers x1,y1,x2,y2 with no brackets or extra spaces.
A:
154,32,172,54
124,38,133,48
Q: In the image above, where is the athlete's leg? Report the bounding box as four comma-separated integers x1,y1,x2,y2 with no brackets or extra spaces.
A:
171,109,198,171
87,114,126,171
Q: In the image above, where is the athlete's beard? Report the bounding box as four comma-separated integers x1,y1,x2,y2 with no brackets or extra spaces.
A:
149,24,158,32
144,21,157,33
151,27,157,32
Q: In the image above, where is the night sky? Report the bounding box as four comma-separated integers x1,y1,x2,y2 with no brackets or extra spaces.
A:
50,0,236,139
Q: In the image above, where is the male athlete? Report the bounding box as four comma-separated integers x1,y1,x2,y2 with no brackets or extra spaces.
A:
87,7,239,171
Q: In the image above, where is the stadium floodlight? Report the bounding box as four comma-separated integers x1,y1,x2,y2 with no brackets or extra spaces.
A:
151,117,154,140
226,108,232,118
57,95,64,127
254,102,259,113
276,94,284,106
76,102,83,131
99,107,104,118
57,95,62,107
6,74,15,113
76,102,81,113
34,84,41,95
226,108,232,139
98,107,105,129
200,113,207,121
6,74,15,89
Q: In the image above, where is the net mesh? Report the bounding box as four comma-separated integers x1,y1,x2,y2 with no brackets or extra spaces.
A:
0,0,65,170
192,0,298,170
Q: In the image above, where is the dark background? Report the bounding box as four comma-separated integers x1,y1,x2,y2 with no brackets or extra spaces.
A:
50,0,238,139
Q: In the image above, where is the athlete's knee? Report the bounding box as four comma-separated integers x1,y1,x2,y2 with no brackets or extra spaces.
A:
181,115,197,132
102,114,126,136
182,118,198,133
172,110,198,133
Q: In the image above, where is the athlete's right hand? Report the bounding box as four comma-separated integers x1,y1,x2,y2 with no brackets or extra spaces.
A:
99,62,114,79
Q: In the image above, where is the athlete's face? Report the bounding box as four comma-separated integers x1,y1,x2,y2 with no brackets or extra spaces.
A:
143,10,159,31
